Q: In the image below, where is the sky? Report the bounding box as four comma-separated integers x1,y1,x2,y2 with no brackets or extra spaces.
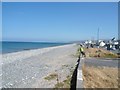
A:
2,2,118,42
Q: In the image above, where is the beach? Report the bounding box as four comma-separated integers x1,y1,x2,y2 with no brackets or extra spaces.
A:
2,44,78,88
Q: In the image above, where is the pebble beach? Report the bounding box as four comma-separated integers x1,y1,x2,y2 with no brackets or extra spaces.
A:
2,44,78,88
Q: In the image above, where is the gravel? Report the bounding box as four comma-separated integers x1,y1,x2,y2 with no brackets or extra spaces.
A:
2,44,78,88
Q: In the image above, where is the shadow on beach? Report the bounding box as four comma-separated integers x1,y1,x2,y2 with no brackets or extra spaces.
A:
70,58,80,90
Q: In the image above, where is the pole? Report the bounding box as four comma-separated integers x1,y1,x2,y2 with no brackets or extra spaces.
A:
97,28,99,47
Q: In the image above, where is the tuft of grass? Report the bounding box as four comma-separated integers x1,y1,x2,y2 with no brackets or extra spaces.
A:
63,75,71,88
44,73,58,81
62,64,69,67
103,53,118,58
54,75,72,88
54,65,75,89
55,82,64,88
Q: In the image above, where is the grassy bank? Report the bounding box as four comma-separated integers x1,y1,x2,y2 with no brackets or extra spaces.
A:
84,48,118,58
75,45,119,58
82,65,119,88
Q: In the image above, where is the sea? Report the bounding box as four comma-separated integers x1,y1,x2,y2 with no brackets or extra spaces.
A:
1,41,70,54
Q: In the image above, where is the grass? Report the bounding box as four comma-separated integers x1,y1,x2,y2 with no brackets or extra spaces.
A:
103,53,118,58
54,66,74,88
76,47,119,59
62,64,69,68
44,73,58,81
82,65,119,88
45,65,74,89
63,75,71,88
88,49,118,58
54,82,64,88
54,75,71,88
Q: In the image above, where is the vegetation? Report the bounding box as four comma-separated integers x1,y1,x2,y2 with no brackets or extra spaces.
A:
62,64,69,68
45,65,74,89
78,47,119,58
44,73,58,81
63,75,71,88
103,53,118,58
82,65,119,88
54,75,71,88
54,82,64,88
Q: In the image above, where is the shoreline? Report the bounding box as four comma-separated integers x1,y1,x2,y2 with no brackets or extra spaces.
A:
2,43,76,65
2,42,71,54
3,43,75,55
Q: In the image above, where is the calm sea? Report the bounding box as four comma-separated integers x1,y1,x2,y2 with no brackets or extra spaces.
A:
1,41,69,54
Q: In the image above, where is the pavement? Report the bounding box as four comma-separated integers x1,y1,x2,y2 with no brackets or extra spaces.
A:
83,58,119,68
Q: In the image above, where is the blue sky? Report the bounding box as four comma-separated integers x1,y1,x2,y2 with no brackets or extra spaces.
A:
2,2,118,42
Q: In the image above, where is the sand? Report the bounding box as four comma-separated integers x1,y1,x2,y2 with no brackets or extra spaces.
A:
2,44,78,88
